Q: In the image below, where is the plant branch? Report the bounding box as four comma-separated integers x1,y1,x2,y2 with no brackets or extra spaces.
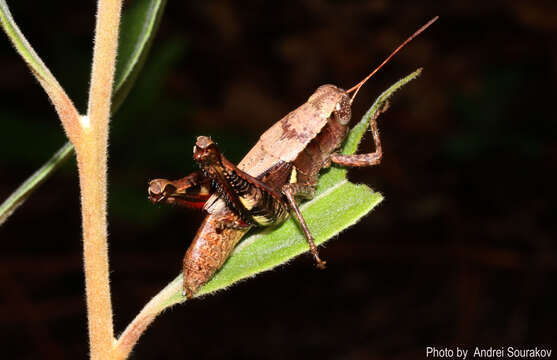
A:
113,277,182,360
0,0,81,144
78,0,122,358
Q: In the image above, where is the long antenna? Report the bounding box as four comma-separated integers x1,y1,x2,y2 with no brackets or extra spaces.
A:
347,16,439,104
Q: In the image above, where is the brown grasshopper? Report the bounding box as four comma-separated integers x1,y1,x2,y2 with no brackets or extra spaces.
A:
149,16,438,298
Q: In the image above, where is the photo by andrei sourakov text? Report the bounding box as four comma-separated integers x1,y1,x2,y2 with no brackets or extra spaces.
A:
426,346,552,359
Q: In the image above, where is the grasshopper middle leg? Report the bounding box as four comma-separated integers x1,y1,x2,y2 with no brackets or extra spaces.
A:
281,182,327,269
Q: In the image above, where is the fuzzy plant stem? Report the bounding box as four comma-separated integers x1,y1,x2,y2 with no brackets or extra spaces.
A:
79,0,122,358
3,0,123,357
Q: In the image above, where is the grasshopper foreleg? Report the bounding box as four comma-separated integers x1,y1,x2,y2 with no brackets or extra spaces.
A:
148,171,211,209
329,101,389,167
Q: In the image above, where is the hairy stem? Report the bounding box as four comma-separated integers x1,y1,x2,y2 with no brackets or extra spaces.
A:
78,0,123,358
77,144,115,359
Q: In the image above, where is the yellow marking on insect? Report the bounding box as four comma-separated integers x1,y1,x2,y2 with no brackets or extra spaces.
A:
289,167,298,184
252,215,272,226
239,195,256,210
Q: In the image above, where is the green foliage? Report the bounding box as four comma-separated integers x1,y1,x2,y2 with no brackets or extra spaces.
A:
113,0,167,113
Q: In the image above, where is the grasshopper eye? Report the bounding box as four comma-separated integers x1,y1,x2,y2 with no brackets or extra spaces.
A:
334,95,351,125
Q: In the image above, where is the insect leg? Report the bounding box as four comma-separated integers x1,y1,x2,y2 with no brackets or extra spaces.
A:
330,101,390,167
215,216,251,232
281,183,326,269
148,170,211,209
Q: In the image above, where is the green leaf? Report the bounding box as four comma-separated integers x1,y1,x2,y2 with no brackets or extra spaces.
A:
113,0,168,113
0,0,167,225
152,69,423,306
0,0,57,86
0,142,74,225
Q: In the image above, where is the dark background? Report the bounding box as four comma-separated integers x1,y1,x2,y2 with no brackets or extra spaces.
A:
1,1,556,359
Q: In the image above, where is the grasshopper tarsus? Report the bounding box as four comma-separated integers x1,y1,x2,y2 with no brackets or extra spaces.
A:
307,233,327,270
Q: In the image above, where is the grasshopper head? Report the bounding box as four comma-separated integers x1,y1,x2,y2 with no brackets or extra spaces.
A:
194,136,220,165
308,85,352,126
